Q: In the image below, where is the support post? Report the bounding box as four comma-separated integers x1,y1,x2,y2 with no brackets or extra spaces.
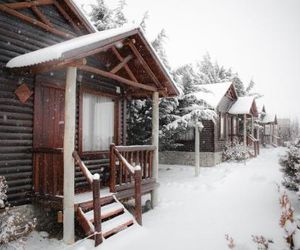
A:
63,66,77,244
109,143,116,193
134,169,142,225
270,124,273,144
195,125,200,177
243,114,247,146
93,174,102,247
151,91,159,207
251,115,254,135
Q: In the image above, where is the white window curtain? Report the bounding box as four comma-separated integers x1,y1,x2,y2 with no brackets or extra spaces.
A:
82,93,115,151
220,113,225,139
232,117,237,134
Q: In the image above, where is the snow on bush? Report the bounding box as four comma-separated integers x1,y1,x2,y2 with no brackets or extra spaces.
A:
225,234,235,249
278,191,300,249
223,139,251,161
251,235,272,250
279,145,300,191
0,176,8,208
0,176,37,244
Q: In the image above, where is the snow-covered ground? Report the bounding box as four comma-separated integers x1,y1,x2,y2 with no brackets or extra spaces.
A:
5,147,299,250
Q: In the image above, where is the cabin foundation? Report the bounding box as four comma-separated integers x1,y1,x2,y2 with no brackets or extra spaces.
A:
159,151,223,167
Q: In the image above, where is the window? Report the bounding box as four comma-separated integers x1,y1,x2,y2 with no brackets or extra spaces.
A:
219,113,226,139
232,117,237,134
82,92,115,152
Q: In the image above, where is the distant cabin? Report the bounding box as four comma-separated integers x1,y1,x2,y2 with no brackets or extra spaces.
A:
160,82,259,166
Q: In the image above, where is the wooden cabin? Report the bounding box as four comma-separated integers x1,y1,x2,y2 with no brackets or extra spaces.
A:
161,82,237,166
0,0,179,246
160,82,260,166
259,106,279,146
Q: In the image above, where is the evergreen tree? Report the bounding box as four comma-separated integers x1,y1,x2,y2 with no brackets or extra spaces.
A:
90,0,127,31
151,29,171,70
127,99,152,145
279,145,300,191
232,75,246,96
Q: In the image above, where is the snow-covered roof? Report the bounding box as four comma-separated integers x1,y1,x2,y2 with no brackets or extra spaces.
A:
6,25,139,68
261,113,277,124
6,21,179,96
189,82,233,109
228,96,256,115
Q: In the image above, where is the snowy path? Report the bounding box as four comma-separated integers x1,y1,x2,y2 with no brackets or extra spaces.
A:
8,147,296,250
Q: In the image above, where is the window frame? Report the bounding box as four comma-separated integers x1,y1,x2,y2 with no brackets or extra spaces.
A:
219,113,226,140
79,87,120,156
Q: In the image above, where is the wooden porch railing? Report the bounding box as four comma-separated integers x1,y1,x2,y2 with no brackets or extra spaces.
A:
73,151,102,246
109,144,156,225
247,134,260,156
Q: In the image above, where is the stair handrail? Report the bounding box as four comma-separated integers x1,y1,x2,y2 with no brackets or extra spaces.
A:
73,151,93,186
73,151,102,246
247,134,259,156
110,144,142,225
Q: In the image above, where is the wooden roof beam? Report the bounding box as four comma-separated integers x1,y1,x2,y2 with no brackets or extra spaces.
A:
31,5,53,27
0,4,74,39
110,54,133,74
111,46,138,82
127,40,161,87
79,65,157,92
53,1,81,33
0,0,54,9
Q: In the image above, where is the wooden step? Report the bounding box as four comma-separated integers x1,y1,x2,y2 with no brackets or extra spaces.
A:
85,202,124,222
102,212,134,238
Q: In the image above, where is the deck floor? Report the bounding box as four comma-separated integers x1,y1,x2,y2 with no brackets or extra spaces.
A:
74,188,112,204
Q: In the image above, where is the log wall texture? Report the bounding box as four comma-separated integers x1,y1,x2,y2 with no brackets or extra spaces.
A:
0,1,79,205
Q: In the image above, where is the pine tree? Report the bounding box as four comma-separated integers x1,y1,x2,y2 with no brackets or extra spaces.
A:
232,75,246,96
279,145,300,191
127,99,152,145
90,0,127,31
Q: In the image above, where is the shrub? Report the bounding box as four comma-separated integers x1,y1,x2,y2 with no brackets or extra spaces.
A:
279,145,300,191
223,139,251,161
0,176,36,244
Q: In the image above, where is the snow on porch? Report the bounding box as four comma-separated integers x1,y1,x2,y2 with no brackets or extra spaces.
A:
7,148,296,250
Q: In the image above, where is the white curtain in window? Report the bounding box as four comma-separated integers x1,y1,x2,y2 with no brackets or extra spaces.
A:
220,113,225,139
232,117,237,134
82,93,115,151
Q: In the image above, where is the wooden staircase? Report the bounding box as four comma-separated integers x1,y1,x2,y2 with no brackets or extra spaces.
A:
76,194,134,240
72,144,156,246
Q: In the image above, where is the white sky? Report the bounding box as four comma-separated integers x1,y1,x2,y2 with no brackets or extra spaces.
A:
76,0,300,121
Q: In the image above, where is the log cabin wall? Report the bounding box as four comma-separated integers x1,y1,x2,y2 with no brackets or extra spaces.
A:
0,0,89,205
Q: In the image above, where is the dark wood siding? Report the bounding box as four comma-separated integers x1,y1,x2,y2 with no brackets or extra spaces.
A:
0,2,83,205
200,120,215,152
0,68,34,205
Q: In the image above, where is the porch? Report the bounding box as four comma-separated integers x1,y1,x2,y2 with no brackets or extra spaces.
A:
228,96,260,157
6,26,178,246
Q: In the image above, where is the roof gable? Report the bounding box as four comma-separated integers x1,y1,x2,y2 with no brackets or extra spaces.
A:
6,25,179,97
189,82,235,109
228,96,258,116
